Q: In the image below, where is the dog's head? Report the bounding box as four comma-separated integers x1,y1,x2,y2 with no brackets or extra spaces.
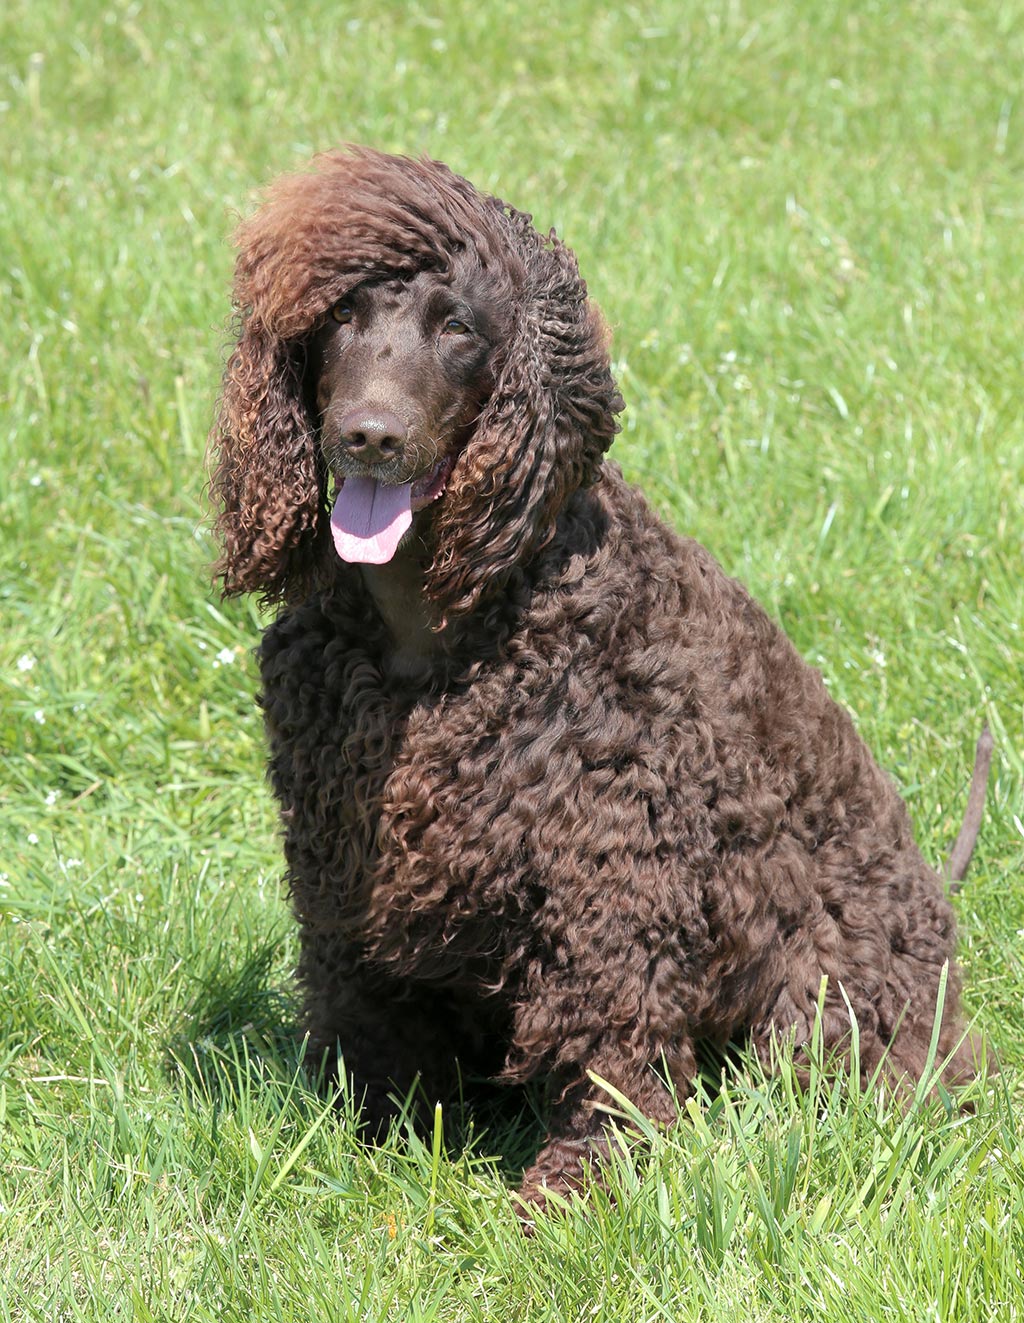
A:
210,147,622,616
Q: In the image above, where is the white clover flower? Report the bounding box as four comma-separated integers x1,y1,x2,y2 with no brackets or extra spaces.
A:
17,655,36,672
27,833,39,845
45,789,60,806
33,709,45,724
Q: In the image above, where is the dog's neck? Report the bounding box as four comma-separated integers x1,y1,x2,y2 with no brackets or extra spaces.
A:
359,548,444,681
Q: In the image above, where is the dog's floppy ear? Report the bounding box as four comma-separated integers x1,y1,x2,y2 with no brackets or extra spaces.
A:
428,225,622,619
210,319,326,605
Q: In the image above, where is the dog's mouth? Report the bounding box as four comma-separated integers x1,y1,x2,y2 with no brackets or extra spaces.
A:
330,454,454,565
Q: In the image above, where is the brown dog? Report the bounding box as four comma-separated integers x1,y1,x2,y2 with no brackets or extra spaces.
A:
211,148,986,1215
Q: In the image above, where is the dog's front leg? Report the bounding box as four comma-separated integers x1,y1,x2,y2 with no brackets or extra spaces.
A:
298,933,468,1137
505,896,702,1222
513,1039,696,1226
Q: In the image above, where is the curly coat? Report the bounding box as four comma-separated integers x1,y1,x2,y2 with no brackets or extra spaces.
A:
211,147,977,1212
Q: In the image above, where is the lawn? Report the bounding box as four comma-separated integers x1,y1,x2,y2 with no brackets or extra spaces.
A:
1,0,1022,1318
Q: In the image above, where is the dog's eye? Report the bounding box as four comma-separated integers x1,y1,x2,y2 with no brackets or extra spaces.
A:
331,301,354,324
442,318,470,335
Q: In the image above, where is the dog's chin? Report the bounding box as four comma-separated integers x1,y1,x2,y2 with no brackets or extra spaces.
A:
392,506,436,558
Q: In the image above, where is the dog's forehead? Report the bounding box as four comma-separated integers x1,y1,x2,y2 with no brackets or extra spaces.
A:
381,270,447,305
353,267,472,311
368,279,418,316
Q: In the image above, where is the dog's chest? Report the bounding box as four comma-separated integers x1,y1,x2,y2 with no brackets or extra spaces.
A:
264,628,533,972
360,677,540,977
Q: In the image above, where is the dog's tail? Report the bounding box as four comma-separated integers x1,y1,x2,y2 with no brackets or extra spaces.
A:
947,723,993,891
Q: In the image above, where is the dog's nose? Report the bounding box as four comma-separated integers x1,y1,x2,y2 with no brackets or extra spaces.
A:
337,409,408,466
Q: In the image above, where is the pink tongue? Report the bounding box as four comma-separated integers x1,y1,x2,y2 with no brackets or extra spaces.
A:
330,477,413,564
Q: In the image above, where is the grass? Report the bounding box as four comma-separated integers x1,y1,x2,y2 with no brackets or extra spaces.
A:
1,0,1022,1317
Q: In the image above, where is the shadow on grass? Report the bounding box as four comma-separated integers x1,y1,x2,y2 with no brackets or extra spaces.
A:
437,1075,549,1186
164,938,549,1184
166,938,302,1103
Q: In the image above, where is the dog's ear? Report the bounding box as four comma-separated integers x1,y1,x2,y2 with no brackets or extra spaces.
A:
428,234,622,619
210,319,327,605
